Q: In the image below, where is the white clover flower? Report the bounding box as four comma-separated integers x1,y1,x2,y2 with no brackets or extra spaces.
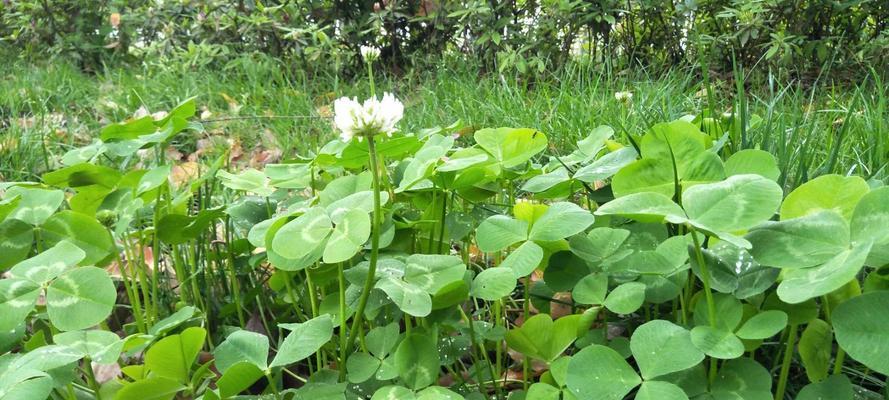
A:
333,96,362,141
333,92,404,142
360,45,381,62
614,91,633,103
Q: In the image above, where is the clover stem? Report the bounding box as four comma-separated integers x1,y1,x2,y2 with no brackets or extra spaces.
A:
338,262,348,381
224,217,246,327
305,268,322,371
428,189,439,251
690,230,719,385
822,295,847,375
833,349,846,375
677,284,688,325
265,371,281,400
116,244,145,333
345,135,383,356
305,269,320,317
186,242,208,323
689,231,717,327
140,235,163,323
150,189,162,323
281,272,300,318
366,60,376,98
437,190,449,254
459,307,494,400
494,298,503,382
775,324,798,400
82,357,101,400
522,277,530,391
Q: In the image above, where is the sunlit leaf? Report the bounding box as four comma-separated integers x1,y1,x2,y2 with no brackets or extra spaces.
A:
272,207,333,260
780,174,868,220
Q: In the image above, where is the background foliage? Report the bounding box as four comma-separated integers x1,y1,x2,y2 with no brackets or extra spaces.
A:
2,0,886,75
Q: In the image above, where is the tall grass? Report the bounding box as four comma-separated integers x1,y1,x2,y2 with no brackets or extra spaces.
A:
1,55,886,187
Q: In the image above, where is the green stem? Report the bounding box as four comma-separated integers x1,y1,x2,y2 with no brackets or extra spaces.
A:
437,190,449,254
116,248,145,333
522,279,530,391
186,243,207,316
282,272,306,321
833,349,846,375
338,263,348,381
305,270,320,318
305,269,322,371
678,283,688,326
690,230,718,385
427,190,438,252
170,243,191,303
132,237,155,325
775,324,798,400
690,231,717,326
367,61,376,98
822,295,846,375
150,186,166,323
224,218,246,327
82,358,101,400
494,299,503,383
345,135,383,355
460,307,495,400
265,371,281,400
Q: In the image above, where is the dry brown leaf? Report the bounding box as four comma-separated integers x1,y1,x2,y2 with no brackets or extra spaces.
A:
171,162,201,189
506,351,548,374
165,146,184,162
550,292,573,319
316,105,333,118
93,362,121,384
260,129,280,148
15,117,36,129
228,138,244,163
249,148,282,169
133,106,150,119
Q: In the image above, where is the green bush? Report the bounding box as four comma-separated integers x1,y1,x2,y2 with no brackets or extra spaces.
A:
2,0,886,74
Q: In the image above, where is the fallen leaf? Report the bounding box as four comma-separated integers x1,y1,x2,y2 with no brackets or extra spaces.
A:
171,161,201,189
93,362,121,384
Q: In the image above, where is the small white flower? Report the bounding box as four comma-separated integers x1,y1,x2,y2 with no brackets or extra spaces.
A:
333,96,362,141
614,91,633,103
333,92,404,142
360,45,381,62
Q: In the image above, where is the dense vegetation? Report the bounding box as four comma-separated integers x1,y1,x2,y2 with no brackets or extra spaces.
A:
1,2,889,400
2,0,887,74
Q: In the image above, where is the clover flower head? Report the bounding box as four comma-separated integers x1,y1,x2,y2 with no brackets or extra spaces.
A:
360,45,381,62
333,93,404,142
614,91,633,103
